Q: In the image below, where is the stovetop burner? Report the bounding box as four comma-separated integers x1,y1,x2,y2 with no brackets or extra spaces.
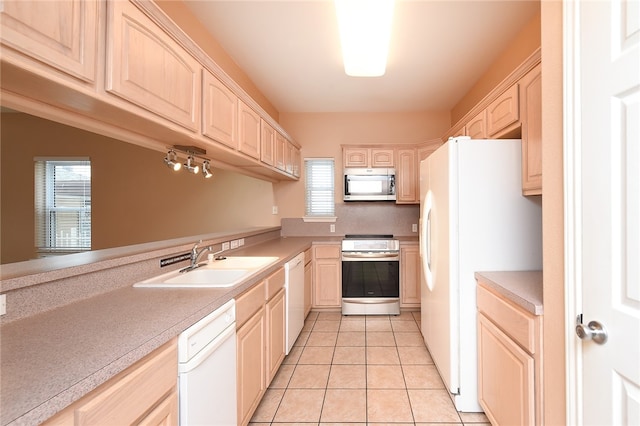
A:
344,234,394,239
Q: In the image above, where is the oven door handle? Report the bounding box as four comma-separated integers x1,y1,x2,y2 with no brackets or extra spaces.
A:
342,298,399,304
342,253,399,261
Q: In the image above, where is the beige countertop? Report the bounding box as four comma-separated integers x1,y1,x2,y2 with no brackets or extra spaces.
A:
1,236,316,426
474,270,543,315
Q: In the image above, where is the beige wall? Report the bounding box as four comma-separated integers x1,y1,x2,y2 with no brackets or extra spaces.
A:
275,111,450,218
156,0,279,120
451,10,542,124
1,113,277,264
541,1,566,423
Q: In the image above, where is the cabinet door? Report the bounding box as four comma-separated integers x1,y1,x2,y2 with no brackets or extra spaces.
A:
343,148,369,167
400,245,421,307
285,140,294,174
260,120,276,166
275,132,287,171
370,148,394,167
465,110,487,139
396,149,418,204
106,0,201,132
520,64,542,195
312,245,341,308
291,145,301,178
0,0,98,82
478,313,535,426
266,288,286,386
202,70,237,148
238,101,261,159
487,84,519,137
237,307,266,426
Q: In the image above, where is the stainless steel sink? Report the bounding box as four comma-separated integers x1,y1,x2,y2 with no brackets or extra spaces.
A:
133,256,279,288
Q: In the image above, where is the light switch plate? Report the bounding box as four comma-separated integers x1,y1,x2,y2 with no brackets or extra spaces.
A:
0,294,6,316
412,223,418,232
330,224,336,233
272,206,278,215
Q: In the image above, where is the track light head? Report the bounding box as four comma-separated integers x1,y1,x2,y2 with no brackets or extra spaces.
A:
184,155,199,174
202,160,213,178
164,150,181,171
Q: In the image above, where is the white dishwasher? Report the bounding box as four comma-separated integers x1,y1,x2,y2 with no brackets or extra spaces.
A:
178,299,236,426
285,252,305,354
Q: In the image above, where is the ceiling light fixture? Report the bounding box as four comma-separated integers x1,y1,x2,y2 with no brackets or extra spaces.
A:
202,160,213,179
334,0,395,77
164,150,181,171
184,155,199,174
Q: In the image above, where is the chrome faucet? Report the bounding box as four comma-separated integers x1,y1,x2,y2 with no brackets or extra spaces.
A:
180,241,211,273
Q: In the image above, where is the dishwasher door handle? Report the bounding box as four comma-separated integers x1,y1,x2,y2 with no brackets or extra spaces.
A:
178,323,236,374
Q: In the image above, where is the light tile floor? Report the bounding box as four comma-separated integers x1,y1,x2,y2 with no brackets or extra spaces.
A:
250,311,491,425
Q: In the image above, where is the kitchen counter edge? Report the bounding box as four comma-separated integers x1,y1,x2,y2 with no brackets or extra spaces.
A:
474,270,543,315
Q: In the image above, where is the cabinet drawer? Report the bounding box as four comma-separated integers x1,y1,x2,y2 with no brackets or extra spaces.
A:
477,283,537,353
236,281,266,328
75,340,177,426
265,267,285,300
313,245,341,259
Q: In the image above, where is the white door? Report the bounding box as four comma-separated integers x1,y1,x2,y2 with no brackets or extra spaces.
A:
565,0,640,424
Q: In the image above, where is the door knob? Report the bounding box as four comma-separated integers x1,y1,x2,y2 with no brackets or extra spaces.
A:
575,316,608,345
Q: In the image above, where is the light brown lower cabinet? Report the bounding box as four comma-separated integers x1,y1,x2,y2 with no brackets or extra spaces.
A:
236,268,286,426
236,305,266,426
304,248,313,317
312,244,342,308
477,282,542,426
42,339,178,426
266,287,286,386
400,244,421,308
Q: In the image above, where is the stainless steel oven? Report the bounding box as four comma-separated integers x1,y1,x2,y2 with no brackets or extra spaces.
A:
341,235,400,315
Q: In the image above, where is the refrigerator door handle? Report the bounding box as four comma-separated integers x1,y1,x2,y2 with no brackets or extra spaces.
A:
421,191,434,290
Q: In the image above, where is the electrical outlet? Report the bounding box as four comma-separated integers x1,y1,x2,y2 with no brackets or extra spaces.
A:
238,238,245,247
230,240,239,249
222,242,230,251
272,206,278,215
330,224,336,233
0,294,6,316
412,223,418,232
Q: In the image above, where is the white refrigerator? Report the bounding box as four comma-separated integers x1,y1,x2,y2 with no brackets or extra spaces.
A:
419,137,542,412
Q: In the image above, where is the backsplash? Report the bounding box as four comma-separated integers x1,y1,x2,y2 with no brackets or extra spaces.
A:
281,203,420,237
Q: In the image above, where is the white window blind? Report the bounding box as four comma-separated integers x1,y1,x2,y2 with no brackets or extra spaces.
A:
305,158,335,218
34,158,91,255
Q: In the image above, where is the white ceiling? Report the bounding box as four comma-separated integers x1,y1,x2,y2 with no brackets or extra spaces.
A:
183,1,539,114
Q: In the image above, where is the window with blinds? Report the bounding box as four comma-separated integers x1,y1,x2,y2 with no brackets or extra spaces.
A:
34,158,91,255
304,158,335,219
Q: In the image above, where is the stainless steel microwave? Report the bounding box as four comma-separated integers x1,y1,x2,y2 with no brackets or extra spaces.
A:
343,168,396,201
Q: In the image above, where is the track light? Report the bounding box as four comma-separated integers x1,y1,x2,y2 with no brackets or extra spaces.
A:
184,156,199,174
164,150,181,171
202,160,213,178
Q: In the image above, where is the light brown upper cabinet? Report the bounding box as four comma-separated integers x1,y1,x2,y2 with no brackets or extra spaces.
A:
487,84,520,138
344,147,395,168
396,149,418,204
202,70,238,148
466,110,487,139
519,64,542,196
260,120,276,167
0,0,99,83
106,0,201,132
237,101,261,160
275,132,287,172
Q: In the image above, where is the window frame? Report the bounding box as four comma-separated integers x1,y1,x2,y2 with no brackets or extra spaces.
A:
303,157,337,223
